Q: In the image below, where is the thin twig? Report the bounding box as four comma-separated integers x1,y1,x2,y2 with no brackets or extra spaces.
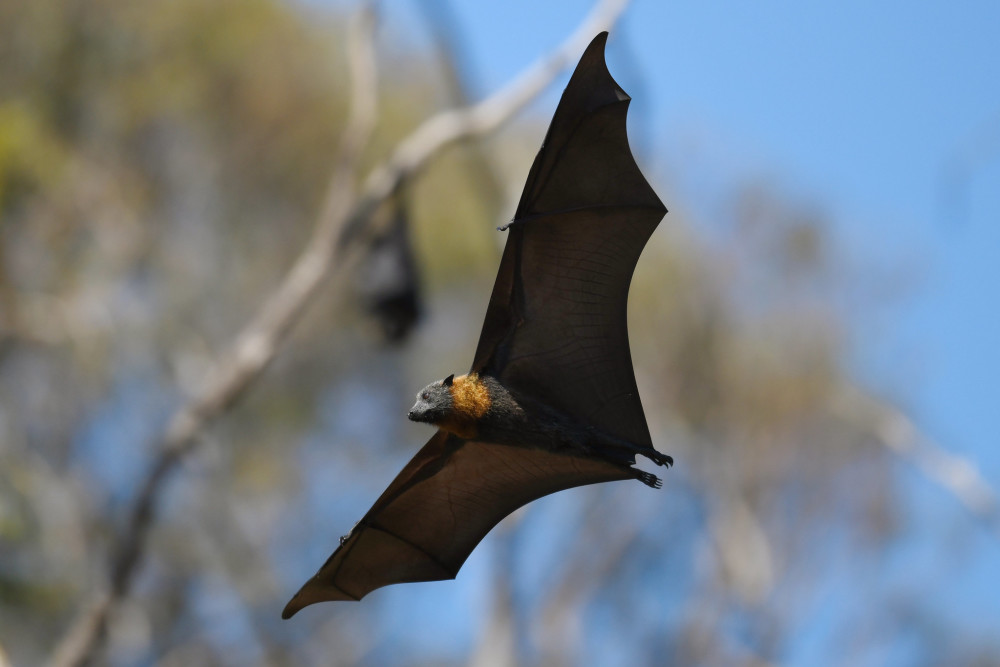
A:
48,1,631,665
835,385,1000,539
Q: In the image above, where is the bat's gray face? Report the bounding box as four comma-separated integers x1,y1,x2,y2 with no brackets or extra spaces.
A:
407,379,453,424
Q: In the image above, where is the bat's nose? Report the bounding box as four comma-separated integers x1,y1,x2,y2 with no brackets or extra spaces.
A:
407,410,417,421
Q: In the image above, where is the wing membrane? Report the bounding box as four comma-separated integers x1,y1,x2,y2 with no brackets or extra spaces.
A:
472,33,664,448
282,430,630,617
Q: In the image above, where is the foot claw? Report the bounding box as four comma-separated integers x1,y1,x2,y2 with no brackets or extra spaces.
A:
647,450,674,468
633,469,663,489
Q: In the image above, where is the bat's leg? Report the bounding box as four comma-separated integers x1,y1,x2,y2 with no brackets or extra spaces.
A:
573,431,667,488
590,431,674,468
643,449,674,468
630,468,663,489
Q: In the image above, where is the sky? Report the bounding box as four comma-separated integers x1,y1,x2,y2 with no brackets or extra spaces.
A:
371,0,1000,655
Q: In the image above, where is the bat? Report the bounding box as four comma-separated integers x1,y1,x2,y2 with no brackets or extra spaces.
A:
354,196,422,343
283,31,669,618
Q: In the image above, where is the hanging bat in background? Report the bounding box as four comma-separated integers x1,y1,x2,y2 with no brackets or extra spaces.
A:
283,31,670,618
354,196,423,343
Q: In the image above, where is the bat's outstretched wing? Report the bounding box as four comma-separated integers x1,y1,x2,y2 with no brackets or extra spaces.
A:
283,32,666,618
472,32,666,451
282,430,630,617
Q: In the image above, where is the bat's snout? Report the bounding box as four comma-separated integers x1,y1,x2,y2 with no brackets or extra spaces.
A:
407,403,425,422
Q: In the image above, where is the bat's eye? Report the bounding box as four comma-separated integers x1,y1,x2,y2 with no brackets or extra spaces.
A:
421,392,429,400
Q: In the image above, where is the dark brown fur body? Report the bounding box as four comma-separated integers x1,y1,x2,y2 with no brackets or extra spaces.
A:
414,373,667,472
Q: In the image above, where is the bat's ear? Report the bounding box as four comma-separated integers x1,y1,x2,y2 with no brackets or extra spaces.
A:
443,374,455,386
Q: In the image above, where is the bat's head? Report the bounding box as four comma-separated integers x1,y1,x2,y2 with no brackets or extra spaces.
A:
407,374,455,425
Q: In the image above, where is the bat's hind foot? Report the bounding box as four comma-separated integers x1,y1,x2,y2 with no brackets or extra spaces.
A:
646,449,674,468
596,433,673,469
631,468,662,489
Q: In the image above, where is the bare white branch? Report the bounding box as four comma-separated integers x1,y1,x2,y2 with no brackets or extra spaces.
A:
835,385,1000,539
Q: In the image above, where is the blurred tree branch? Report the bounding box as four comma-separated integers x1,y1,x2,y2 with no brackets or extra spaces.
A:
47,1,631,665
414,0,507,217
834,386,1000,539
47,4,382,665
